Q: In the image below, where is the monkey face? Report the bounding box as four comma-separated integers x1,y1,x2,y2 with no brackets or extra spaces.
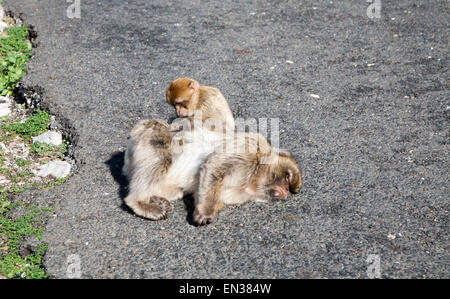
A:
268,177,290,200
175,102,190,117
267,165,302,200
166,78,200,117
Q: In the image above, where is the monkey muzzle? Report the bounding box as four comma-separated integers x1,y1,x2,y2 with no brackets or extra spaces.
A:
269,186,290,200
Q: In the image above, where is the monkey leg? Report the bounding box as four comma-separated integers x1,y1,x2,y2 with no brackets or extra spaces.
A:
194,198,224,226
161,183,184,202
193,164,226,225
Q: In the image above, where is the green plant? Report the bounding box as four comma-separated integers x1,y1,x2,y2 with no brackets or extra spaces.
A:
0,16,65,280
30,140,68,159
2,109,51,141
0,25,32,95
14,157,30,167
0,203,50,279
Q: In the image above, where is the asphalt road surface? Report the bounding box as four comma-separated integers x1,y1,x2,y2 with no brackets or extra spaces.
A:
5,0,448,278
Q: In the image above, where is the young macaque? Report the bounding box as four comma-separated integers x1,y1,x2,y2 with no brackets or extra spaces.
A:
124,119,302,223
166,77,235,131
193,133,302,225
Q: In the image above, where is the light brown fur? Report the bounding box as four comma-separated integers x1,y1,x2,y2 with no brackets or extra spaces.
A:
193,133,302,225
124,122,302,223
123,119,183,220
166,77,235,131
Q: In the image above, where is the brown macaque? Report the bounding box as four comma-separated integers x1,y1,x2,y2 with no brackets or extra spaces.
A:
166,77,235,131
193,133,302,226
123,118,224,220
123,119,182,220
124,120,302,223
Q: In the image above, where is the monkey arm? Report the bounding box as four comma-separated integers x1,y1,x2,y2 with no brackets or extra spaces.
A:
193,152,241,225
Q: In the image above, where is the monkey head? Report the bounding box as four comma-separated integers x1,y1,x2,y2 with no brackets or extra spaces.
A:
166,77,200,117
266,150,302,200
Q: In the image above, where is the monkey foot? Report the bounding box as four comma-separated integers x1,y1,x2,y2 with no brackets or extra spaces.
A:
136,196,173,220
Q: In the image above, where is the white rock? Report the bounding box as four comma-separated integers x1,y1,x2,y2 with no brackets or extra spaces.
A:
32,131,63,146
37,161,71,179
387,233,396,240
0,96,12,117
0,5,4,21
0,21,7,33
310,94,321,99
0,142,8,153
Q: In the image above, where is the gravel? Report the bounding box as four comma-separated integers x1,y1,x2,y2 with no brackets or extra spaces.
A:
4,0,449,278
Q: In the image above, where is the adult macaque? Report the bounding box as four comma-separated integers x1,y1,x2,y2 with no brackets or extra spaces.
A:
123,120,302,223
193,133,302,225
123,118,223,220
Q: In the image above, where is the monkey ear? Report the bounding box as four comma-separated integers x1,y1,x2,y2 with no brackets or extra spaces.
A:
166,88,171,102
287,167,302,193
277,149,292,158
188,80,200,93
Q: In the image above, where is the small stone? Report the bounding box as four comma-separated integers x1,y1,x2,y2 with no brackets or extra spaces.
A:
19,236,40,258
37,160,71,179
0,96,12,117
0,5,5,20
387,233,396,240
286,60,294,64
0,21,7,33
0,142,8,153
49,116,58,130
310,94,321,99
32,131,63,146
0,179,10,185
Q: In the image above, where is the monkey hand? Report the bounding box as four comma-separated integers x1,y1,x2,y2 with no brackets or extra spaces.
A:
193,205,215,226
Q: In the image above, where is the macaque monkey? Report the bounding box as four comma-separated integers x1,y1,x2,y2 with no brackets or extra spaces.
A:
123,119,181,220
166,77,235,130
124,119,302,223
123,118,224,220
193,133,302,225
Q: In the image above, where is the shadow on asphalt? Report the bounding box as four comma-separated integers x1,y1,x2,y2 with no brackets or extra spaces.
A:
104,151,133,214
104,150,197,225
